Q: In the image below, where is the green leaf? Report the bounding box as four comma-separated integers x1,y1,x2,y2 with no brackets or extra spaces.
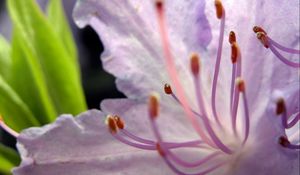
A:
47,0,78,63
7,0,87,116
0,75,39,131
8,30,57,125
0,143,20,175
0,36,11,80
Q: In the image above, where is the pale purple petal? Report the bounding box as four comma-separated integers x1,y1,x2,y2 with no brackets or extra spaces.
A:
13,110,173,175
73,0,212,101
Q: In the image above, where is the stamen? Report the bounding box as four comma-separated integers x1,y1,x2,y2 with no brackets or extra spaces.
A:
167,151,221,168
190,53,200,76
214,0,224,19
287,112,300,129
256,32,269,48
231,42,240,64
236,79,250,144
276,98,288,129
105,115,118,134
229,31,236,44
168,89,210,122
190,54,234,154
113,134,155,150
253,26,267,35
267,37,300,54
113,115,125,129
278,136,300,150
155,0,214,145
149,93,160,119
0,115,19,138
269,44,300,68
148,95,225,174
156,143,165,157
211,1,226,127
164,83,173,94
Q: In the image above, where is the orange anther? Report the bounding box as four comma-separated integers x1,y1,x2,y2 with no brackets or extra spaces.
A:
113,115,125,129
106,116,118,134
229,31,236,44
215,0,224,19
190,53,201,75
231,42,240,63
164,84,173,94
236,78,245,92
253,26,267,35
149,94,160,119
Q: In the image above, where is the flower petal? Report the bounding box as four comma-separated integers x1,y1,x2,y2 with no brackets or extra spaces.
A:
13,110,173,175
73,0,212,101
100,99,197,142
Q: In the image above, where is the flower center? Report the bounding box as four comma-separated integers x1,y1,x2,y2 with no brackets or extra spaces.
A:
105,0,299,174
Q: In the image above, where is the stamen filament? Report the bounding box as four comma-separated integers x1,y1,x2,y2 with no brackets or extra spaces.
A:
238,79,250,145
170,92,208,122
155,2,213,145
267,37,300,54
194,74,233,154
162,156,226,175
121,129,204,149
230,63,237,110
167,151,221,168
211,11,226,127
113,134,155,150
231,58,242,135
0,116,19,138
269,44,300,68
287,112,300,129
148,94,225,174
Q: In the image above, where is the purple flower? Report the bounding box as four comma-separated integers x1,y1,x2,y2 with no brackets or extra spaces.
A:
8,0,299,174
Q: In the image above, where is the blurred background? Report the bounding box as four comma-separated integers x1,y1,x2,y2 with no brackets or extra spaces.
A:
0,0,124,152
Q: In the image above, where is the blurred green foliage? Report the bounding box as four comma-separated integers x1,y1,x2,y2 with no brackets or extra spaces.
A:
0,0,87,174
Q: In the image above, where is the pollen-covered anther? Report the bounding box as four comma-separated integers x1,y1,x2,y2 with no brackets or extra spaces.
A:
214,0,224,19
156,143,165,157
278,136,290,147
276,98,286,115
106,115,118,134
155,0,164,10
253,26,267,35
236,78,245,92
0,115,3,122
190,53,201,75
231,42,240,63
149,93,160,119
113,115,125,129
164,83,173,94
229,31,236,44
256,32,269,48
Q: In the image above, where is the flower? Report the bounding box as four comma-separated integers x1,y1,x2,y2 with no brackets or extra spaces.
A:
8,0,299,175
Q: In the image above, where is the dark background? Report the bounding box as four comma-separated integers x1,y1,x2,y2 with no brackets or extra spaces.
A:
0,0,124,149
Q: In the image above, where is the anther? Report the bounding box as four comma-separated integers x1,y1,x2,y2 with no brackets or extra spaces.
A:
149,93,160,119
253,26,267,35
256,32,269,48
156,143,165,157
276,98,286,115
190,53,200,75
113,115,125,129
236,78,245,92
155,0,164,10
214,0,224,19
106,115,118,134
231,42,240,63
164,84,173,94
229,31,236,44
278,136,290,147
